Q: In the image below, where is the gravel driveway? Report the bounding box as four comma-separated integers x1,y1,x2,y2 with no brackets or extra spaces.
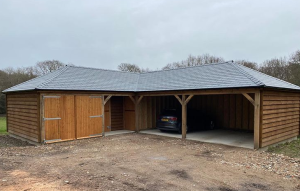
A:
0,133,299,191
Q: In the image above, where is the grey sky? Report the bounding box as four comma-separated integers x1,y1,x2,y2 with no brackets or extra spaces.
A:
0,0,299,70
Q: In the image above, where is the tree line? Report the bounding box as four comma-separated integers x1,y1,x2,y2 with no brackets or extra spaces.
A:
1,50,299,114
0,60,67,114
118,50,300,85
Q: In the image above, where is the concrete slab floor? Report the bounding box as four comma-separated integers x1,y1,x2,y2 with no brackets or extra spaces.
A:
105,130,134,137
140,129,254,149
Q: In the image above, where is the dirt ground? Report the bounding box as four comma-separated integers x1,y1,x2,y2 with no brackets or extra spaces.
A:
0,133,299,191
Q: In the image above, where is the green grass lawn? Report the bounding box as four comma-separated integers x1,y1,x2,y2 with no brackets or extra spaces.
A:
0,117,7,135
267,138,300,158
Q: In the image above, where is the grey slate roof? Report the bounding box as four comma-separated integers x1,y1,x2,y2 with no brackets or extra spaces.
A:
3,62,300,93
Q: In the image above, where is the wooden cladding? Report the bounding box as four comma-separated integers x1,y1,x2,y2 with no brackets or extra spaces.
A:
261,91,300,147
6,93,40,142
124,97,135,131
110,97,124,131
152,95,254,130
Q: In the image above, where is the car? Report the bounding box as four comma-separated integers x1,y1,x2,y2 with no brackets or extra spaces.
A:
156,108,214,133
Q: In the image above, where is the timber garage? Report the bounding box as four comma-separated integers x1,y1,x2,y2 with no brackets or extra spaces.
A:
3,62,300,149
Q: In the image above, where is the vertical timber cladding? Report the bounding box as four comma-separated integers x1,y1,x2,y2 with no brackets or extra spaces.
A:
261,91,300,147
6,93,40,142
43,95,75,142
110,96,124,131
75,95,103,138
154,95,254,130
124,97,135,131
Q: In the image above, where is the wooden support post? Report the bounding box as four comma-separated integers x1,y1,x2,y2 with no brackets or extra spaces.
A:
174,94,194,139
102,95,105,137
135,96,140,132
254,92,261,149
182,95,187,139
41,95,45,143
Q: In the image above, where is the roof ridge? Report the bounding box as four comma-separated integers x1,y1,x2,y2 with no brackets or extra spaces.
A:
140,61,231,74
68,65,140,74
230,62,265,86
36,66,70,89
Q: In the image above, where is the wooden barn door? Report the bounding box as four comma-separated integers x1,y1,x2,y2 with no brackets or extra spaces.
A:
76,96,103,138
43,95,75,142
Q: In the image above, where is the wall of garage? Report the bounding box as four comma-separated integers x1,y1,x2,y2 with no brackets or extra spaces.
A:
137,95,255,131
6,92,40,142
261,91,300,147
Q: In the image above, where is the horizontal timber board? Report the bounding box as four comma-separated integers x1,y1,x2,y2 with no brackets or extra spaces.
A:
7,101,38,106
8,124,39,135
261,132,299,147
263,115,299,124
263,118,300,129
263,104,300,110
263,111,299,120
7,114,38,122
262,129,299,142
8,120,38,130
263,122,299,133
263,100,300,105
8,117,38,126
9,128,39,138
7,97,38,102
262,125,299,138
263,96,300,101
7,104,38,110
8,130,39,142
7,108,37,114
263,91,300,97
7,111,37,118
7,94,38,98
263,107,299,114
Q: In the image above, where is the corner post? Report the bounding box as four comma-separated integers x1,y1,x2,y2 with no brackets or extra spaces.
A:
254,92,261,149
182,95,187,139
102,95,105,137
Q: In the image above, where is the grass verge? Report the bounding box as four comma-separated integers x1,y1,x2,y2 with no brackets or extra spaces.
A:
0,117,7,135
267,138,300,158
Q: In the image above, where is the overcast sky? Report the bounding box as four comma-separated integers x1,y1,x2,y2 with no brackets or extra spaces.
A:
0,0,299,70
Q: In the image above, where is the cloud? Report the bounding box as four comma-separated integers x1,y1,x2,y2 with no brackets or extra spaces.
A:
0,0,299,69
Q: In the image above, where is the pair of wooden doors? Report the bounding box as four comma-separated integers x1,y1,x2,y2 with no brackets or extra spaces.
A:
43,95,103,142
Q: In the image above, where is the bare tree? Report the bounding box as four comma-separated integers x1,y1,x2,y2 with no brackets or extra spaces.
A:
235,60,258,70
0,67,37,114
34,60,66,75
118,63,151,73
287,50,300,85
162,54,225,70
259,57,289,81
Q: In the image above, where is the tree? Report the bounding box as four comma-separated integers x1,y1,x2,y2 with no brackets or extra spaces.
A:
118,63,151,73
235,60,258,70
287,50,300,86
162,54,225,70
0,67,37,114
34,60,66,75
259,57,289,81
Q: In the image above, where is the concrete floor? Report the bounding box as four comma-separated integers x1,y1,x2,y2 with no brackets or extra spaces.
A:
105,130,134,137
140,129,254,149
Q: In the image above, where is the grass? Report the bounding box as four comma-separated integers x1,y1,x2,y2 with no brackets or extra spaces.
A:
0,117,7,135
267,138,300,158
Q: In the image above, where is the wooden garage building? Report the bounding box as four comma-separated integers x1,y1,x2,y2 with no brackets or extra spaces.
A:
3,62,300,149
